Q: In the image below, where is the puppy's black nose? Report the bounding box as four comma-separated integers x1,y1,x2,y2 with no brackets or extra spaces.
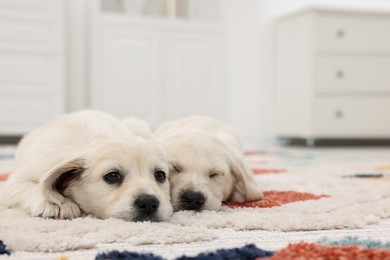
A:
134,194,159,216
180,191,205,211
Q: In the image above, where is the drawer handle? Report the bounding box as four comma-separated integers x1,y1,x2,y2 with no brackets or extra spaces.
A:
336,29,345,38
335,110,344,119
336,70,345,79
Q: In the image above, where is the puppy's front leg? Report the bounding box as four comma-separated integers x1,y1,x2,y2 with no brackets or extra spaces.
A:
1,179,81,219
30,196,81,219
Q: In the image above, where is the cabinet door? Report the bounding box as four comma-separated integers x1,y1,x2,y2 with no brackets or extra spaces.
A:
90,22,163,126
164,31,226,121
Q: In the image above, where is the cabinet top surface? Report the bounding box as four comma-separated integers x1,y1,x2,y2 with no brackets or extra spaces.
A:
277,5,390,21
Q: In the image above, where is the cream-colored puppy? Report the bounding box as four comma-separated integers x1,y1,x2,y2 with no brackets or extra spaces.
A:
155,116,263,212
0,110,172,222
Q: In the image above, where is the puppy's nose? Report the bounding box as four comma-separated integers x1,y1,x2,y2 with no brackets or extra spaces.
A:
134,194,159,215
180,191,205,211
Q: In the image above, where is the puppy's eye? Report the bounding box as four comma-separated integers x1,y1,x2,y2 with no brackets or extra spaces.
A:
209,173,220,179
103,170,123,185
154,170,166,183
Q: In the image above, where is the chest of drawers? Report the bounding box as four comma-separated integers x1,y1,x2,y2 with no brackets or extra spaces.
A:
0,0,65,135
275,8,390,145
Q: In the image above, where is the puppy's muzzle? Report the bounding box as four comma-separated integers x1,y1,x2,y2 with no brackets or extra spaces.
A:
134,194,160,220
179,191,205,211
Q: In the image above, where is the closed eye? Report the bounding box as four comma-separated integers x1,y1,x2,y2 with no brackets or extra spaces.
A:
172,163,183,174
209,172,222,179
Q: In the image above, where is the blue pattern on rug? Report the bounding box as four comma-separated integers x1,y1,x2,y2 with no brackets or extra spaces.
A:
318,236,390,249
0,240,11,255
95,244,274,260
176,244,274,259
96,250,163,260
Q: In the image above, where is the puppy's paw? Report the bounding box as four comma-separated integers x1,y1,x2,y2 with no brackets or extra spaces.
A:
31,200,81,219
58,200,81,219
220,205,233,212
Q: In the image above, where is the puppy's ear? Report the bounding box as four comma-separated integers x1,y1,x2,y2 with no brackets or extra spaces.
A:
40,158,85,205
227,149,263,202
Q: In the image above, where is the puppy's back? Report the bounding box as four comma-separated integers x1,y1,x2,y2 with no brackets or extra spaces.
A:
15,110,131,178
155,116,243,152
122,117,153,139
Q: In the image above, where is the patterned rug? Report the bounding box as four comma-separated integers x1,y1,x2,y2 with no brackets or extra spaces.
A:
1,146,390,259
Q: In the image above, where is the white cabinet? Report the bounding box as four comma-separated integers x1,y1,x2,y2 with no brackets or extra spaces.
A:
91,19,163,125
89,4,226,127
275,8,390,143
0,0,65,135
164,31,224,120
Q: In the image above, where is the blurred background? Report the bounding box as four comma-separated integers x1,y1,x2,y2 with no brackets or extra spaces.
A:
1,0,390,149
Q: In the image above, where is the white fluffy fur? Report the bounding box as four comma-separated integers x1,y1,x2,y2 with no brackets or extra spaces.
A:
155,116,263,211
0,110,172,221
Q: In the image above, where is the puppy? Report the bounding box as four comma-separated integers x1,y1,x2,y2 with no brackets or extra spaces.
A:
155,116,263,212
122,116,153,139
0,110,172,222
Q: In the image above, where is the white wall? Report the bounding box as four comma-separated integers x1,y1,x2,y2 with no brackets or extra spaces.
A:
221,0,274,149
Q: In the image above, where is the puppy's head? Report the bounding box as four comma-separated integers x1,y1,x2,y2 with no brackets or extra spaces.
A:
40,138,173,222
165,135,263,212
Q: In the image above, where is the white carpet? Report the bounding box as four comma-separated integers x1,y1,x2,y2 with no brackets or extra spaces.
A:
1,146,390,259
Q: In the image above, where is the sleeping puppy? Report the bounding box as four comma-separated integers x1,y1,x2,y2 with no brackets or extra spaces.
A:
155,116,263,212
0,110,172,222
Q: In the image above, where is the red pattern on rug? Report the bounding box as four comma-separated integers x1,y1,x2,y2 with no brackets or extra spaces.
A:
226,190,330,208
252,168,287,174
263,242,390,260
244,151,270,156
0,173,9,181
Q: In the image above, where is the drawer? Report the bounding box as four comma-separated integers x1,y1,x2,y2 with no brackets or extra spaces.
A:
0,54,54,92
0,54,65,134
315,55,390,93
0,0,64,52
313,97,390,137
316,13,390,53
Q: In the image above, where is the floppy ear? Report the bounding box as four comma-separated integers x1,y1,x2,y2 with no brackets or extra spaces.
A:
40,158,85,205
227,149,263,202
